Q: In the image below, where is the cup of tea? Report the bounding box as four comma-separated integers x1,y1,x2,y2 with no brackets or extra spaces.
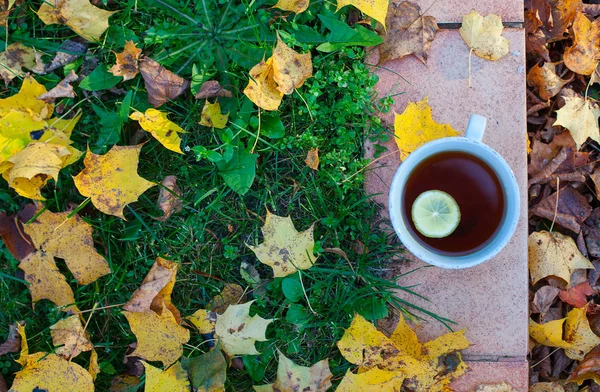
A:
388,114,520,269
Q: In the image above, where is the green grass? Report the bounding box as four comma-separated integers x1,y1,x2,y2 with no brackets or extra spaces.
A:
0,0,447,389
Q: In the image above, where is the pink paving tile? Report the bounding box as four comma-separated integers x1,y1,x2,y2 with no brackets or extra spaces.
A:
365,29,528,357
411,0,524,23
451,361,529,391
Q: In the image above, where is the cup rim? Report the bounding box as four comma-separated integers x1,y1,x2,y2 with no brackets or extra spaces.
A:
388,137,520,269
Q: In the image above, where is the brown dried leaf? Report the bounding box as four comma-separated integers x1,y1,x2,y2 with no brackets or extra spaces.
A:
194,80,232,99
584,208,600,258
109,40,142,81
559,282,597,307
209,283,247,314
50,315,93,359
564,11,600,75
0,43,36,85
528,132,576,176
532,286,561,316
153,175,182,222
531,186,592,233
527,62,569,100
567,344,600,385
525,9,550,61
38,70,78,103
547,0,583,41
139,57,189,108
304,148,319,170
377,1,438,64
0,204,35,261
0,322,22,356
32,40,87,75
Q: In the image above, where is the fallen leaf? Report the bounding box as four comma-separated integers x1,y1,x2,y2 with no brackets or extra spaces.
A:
0,204,35,261
554,94,600,150
335,0,389,28
139,57,189,107
183,347,227,392
36,0,117,42
253,352,332,392
199,100,229,129
378,1,438,64
209,283,247,314
23,209,110,285
38,70,78,102
214,301,273,356
109,374,142,392
459,10,509,60
142,361,190,392
0,43,36,85
0,76,53,120
272,36,312,95
247,210,316,277
186,309,217,334
244,57,283,111
50,315,93,359
11,352,94,391
130,108,185,153
110,40,142,81
529,318,573,348
154,175,183,222
527,62,569,100
304,148,319,170
0,0,16,28
272,0,309,14
531,186,592,233
567,345,600,385
336,367,405,391
0,321,22,356
559,282,597,307
475,383,520,392
32,39,87,75
73,144,156,219
393,97,460,160
564,305,600,360
525,9,550,61
529,231,594,285
531,286,561,316
530,382,565,392
564,11,600,75
194,80,233,99
546,0,583,41
124,306,190,367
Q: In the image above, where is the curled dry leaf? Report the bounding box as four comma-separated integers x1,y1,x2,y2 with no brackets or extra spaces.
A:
38,70,78,103
154,175,183,222
254,352,332,392
554,94,600,150
304,148,319,170
130,108,185,154
272,0,309,14
531,286,561,316
0,321,22,356
335,0,389,28
0,43,36,85
214,301,273,356
527,62,569,100
0,204,35,261
377,1,438,64
139,57,189,108
199,100,229,129
244,57,282,111
142,361,190,392
564,11,600,75
194,80,232,99
525,9,550,61
559,281,597,307
32,39,87,75
109,40,142,81
459,10,509,61
531,186,592,233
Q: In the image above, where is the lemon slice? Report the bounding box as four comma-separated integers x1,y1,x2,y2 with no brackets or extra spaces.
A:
411,190,461,238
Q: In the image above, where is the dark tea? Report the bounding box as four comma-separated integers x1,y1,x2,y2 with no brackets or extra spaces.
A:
402,151,505,255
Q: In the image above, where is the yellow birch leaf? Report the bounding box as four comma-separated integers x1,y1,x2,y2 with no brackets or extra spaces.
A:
214,301,273,356
393,97,460,160
124,307,190,367
0,43,36,85
142,361,191,392
243,57,283,111
199,101,229,129
336,368,405,392
0,76,53,120
18,252,78,312
253,352,332,392
50,315,93,359
528,231,594,285
186,309,217,334
247,210,317,278
272,0,309,14
564,306,600,360
23,209,110,285
459,10,509,60
37,0,117,42
10,352,94,391
554,94,600,150
110,40,142,81
73,144,156,219
564,11,600,76
529,318,572,349
272,36,312,95
304,148,319,170
336,0,389,28
130,108,185,154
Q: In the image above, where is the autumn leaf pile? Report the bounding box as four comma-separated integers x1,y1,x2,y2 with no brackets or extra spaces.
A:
526,0,600,389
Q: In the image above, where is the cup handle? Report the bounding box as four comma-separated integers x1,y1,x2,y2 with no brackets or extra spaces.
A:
465,114,487,142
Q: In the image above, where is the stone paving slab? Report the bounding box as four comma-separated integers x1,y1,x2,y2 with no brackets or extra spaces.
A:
365,28,528,361
411,0,524,24
451,361,529,391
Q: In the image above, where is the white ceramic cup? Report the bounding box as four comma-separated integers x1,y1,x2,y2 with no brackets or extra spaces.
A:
388,114,520,269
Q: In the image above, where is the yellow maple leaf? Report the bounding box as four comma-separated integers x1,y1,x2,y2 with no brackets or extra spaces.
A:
23,209,110,285
272,0,309,14
272,36,312,95
124,306,190,367
142,361,191,392
37,0,117,42
0,43,36,85
393,97,460,160
554,94,600,150
247,210,316,278
564,11,600,76
199,101,229,129
244,57,283,111
123,257,181,322
214,301,273,356
336,0,389,28
73,144,156,219
528,231,594,285
459,10,509,60
529,318,573,349
18,252,78,312
253,352,332,392
336,368,405,392
130,108,185,153
564,306,600,360
110,40,142,81
186,309,217,334
50,315,94,359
